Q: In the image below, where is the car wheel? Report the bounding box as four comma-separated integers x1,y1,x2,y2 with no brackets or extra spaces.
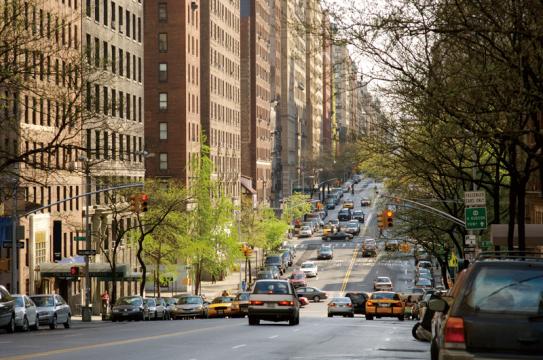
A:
412,323,421,340
49,315,57,330
248,316,259,326
366,315,374,320
328,313,332,318
21,316,29,332
349,314,354,318
64,315,71,328
398,315,405,321
6,314,15,333
30,316,39,331
313,296,320,302
289,316,298,326
111,317,117,322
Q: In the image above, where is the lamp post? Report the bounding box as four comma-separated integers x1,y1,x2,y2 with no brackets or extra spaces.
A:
10,178,19,293
79,156,92,322
234,209,242,290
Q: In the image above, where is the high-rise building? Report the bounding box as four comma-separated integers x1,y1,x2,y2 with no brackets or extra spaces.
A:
144,0,201,182
240,0,272,204
200,0,242,202
322,13,334,156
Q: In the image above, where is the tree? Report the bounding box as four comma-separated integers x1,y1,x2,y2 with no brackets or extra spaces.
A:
281,193,312,226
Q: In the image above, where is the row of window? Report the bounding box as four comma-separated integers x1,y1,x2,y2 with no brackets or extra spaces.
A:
86,0,142,44
86,83,142,123
86,129,144,163
211,101,239,126
22,95,77,128
210,19,240,56
158,122,200,143
86,35,142,83
211,0,240,33
210,128,240,150
16,50,80,89
20,141,79,171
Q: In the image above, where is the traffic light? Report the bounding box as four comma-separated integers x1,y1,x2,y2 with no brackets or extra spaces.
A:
377,211,385,229
70,266,80,277
129,194,141,213
386,210,394,227
141,193,149,212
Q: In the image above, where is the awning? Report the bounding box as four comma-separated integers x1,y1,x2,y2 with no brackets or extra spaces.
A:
240,176,256,195
490,224,543,247
39,262,141,280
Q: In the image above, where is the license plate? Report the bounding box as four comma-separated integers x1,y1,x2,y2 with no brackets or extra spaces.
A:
217,310,224,315
267,303,275,308
379,303,390,307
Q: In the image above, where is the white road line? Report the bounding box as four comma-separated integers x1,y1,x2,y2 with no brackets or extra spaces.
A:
293,328,300,332
268,335,279,339
232,344,247,350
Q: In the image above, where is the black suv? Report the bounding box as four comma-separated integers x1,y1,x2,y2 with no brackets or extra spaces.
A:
429,252,543,360
337,209,352,221
0,285,16,333
265,255,286,275
345,292,369,315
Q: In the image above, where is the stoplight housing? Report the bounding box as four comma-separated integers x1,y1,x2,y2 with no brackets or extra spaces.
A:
141,193,149,212
386,210,394,227
377,211,385,229
130,194,141,213
70,266,80,277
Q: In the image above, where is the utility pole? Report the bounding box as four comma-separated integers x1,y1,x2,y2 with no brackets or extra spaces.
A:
81,157,92,322
11,180,18,293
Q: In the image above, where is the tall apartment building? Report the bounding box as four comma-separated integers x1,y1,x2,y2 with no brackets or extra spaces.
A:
240,0,272,204
280,0,306,196
144,0,201,182
332,44,353,157
322,14,333,156
200,0,241,201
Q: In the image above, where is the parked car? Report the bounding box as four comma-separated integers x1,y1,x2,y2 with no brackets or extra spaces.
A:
30,294,71,329
327,297,354,317
288,271,307,288
0,285,16,333
257,270,275,280
207,296,235,318
295,287,327,302
171,295,207,319
300,261,318,277
298,225,313,238
111,295,149,321
323,231,353,242
361,239,378,257
261,266,281,279
162,297,178,317
12,294,38,331
365,292,405,321
373,276,393,291
154,298,169,320
429,252,543,360
415,278,433,289
143,298,161,320
345,292,369,315
344,221,361,236
317,246,334,260
230,292,251,318
264,255,286,274
281,250,293,267
352,210,365,223
248,280,300,326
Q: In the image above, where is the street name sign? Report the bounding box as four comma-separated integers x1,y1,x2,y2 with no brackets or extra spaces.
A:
465,207,487,230
77,249,96,256
464,191,486,207
75,236,86,241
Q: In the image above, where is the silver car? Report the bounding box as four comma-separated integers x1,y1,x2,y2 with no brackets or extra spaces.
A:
30,294,71,329
171,296,207,319
12,295,38,331
327,297,354,317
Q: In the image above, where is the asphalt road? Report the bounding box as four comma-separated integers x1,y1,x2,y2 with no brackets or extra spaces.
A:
0,180,430,360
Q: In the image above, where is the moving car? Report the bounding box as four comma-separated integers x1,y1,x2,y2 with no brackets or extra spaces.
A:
385,240,400,251
337,208,352,221
0,285,16,333
327,219,340,231
300,261,318,277
352,210,365,223
171,295,207,319
30,294,71,329
317,246,334,260
415,278,433,289
298,225,313,238
264,255,286,275
12,294,38,331
327,297,354,317
288,271,307,288
417,260,433,270
345,292,369,315
360,198,371,207
256,270,275,280
111,295,148,321
365,292,405,321
342,200,354,209
429,252,543,360
323,231,353,241
261,266,281,279
230,292,251,318
322,224,334,236
248,280,300,326
361,239,378,257
295,287,327,302
325,199,335,209
373,276,393,291
207,296,235,318
344,221,361,235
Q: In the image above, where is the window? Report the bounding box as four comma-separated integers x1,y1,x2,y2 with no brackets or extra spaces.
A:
111,88,116,116
119,48,123,76
159,153,168,170
118,5,123,33
103,0,108,25
158,33,168,52
103,41,108,70
137,17,141,42
158,3,167,22
159,93,168,111
94,37,100,67
94,0,99,22
86,0,91,17
125,10,130,38
111,45,116,73
159,123,167,140
158,63,167,82
111,1,116,28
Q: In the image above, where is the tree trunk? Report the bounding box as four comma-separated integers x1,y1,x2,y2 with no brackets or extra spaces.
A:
492,157,502,224
156,256,161,298
516,178,527,252
248,256,252,284
137,235,146,296
111,258,117,304
507,178,517,251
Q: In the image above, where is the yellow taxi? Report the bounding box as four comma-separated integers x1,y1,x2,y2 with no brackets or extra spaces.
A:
230,292,250,318
322,224,334,236
207,296,235,318
365,291,405,321
343,200,354,209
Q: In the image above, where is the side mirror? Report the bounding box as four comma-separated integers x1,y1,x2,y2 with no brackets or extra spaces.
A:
428,298,448,312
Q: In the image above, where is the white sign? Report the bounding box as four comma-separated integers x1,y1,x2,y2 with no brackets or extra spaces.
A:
465,234,477,246
464,191,486,206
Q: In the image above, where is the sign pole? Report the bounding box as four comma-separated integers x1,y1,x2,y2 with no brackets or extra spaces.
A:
83,159,92,322
11,182,18,293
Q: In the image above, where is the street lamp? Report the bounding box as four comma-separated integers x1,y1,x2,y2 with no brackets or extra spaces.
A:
78,156,93,322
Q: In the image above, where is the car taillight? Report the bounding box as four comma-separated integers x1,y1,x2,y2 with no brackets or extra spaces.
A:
278,301,293,306
346,303,352,307
392,302,403,307
366,301,374,306
250,300,264,306
444,317,466,348
328,303,336,307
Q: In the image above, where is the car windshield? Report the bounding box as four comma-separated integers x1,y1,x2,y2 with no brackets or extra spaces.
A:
347,293,366,301
320,248,331,253
236,293,250,301
371,293,400,300
376,277,390,283
164,298,177,305
291,273,304,279
416,279,432,285
212,297,234,304
144,299,156,306
30,296,54,307
253,281,292,295
116,296,142,306
301,226,310,230
353,211,362,215
265,256,281,264
465,267,543,315
177,297,202,305
410,288,424,294
301,263,314,269
14,296,25,307
331,297,351,303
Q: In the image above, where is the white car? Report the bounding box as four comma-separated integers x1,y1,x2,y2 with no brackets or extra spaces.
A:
298,225,313,238
373,276,393,291
300,261,318,277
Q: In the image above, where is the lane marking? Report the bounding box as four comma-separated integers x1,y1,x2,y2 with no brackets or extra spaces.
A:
339,245,359,295
268,335,279,339
232,344,247,349
0,323,241,360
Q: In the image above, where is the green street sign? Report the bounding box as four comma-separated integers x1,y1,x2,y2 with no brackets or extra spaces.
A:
75,236,86,241
479,240,493,249
465,207,487,230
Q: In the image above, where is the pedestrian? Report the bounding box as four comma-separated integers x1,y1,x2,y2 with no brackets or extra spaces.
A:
211,274,216,284
241,280,246,292
222,290,230,297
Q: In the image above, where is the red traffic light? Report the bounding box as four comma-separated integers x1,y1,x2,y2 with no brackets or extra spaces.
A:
141,193,149,202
